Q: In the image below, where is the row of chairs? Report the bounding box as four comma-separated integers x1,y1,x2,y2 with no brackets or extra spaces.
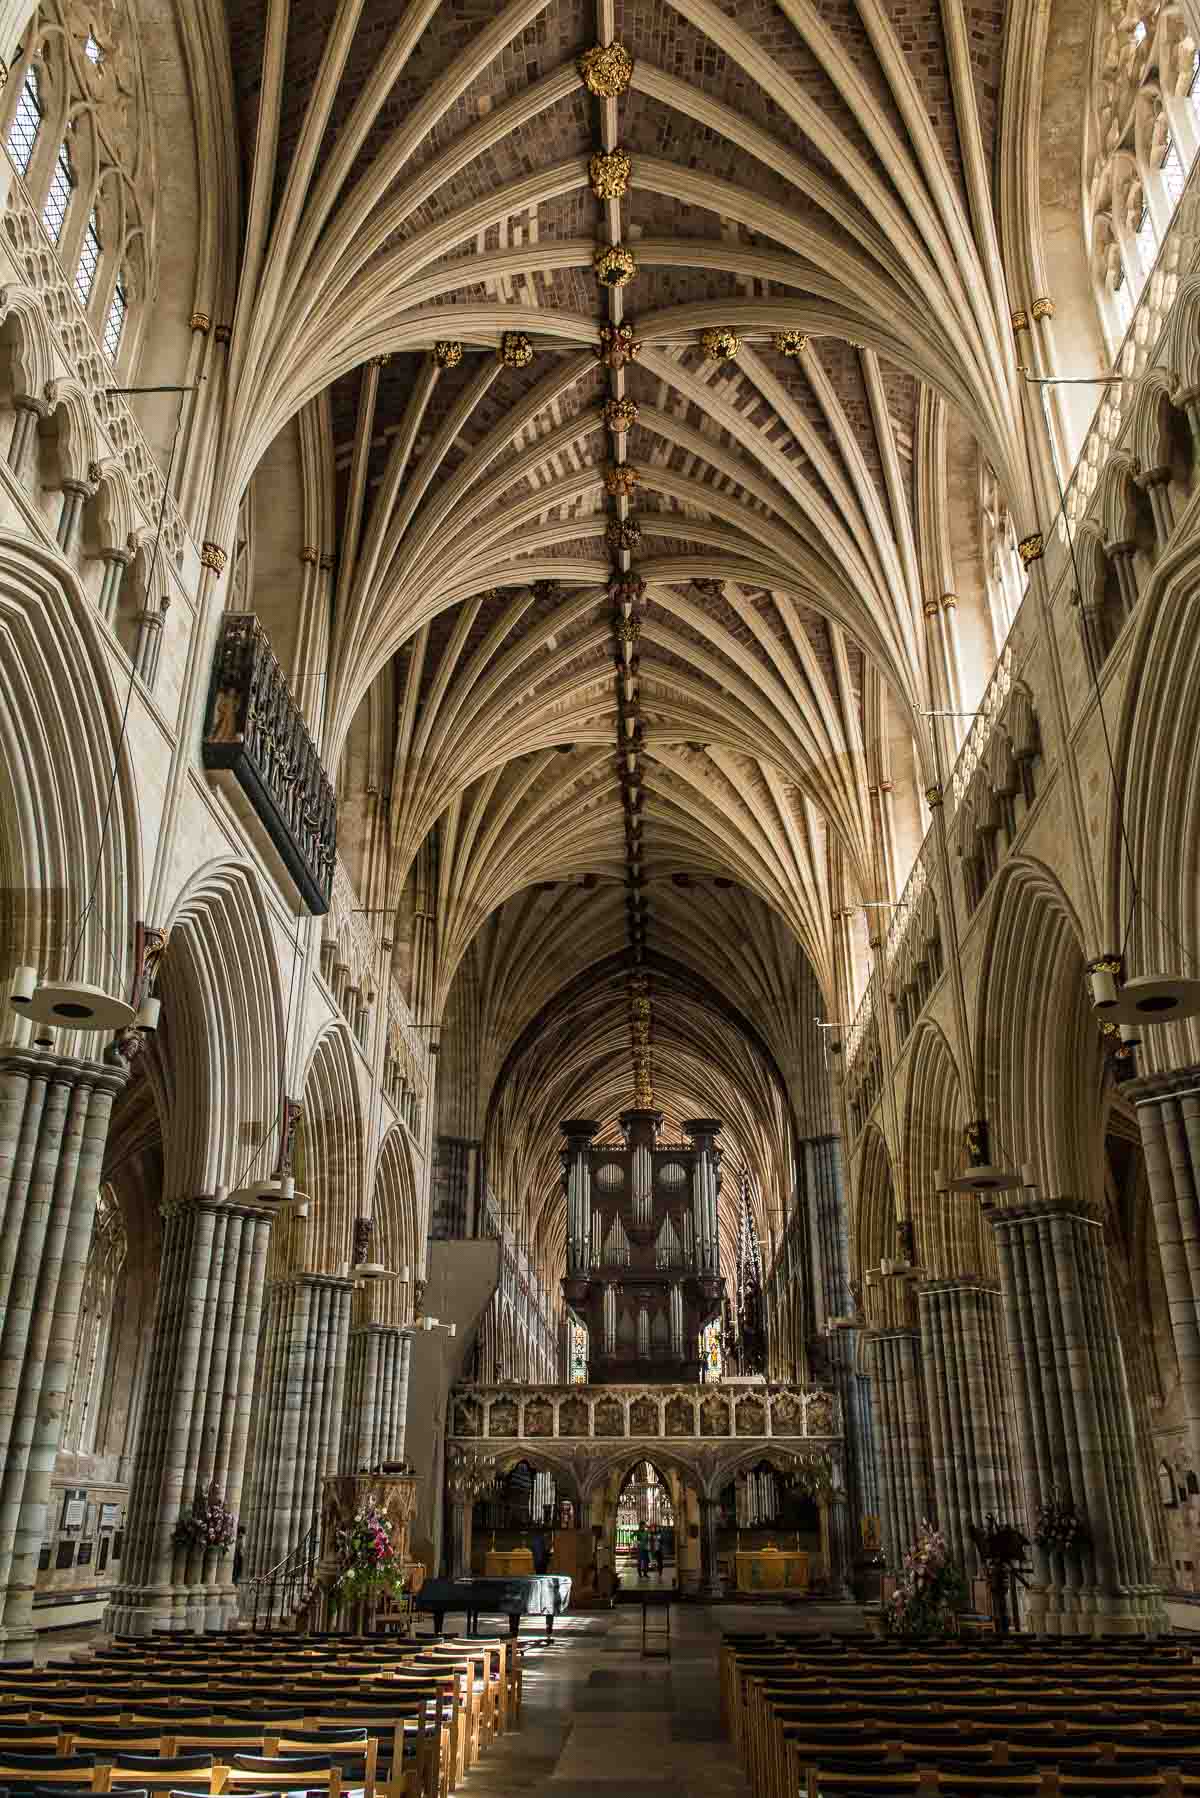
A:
0,1625,527,1798
721,1629,1200,1798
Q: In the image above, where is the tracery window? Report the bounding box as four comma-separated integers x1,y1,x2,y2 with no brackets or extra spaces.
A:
61,1189,126,1455
1086,4,1199,361
103,269,127,360
2,8,155,374
6,65,42,173
42,137,74,243
74,205,101,305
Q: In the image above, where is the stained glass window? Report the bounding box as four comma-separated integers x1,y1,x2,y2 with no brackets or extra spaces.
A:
700,1317,723,1382
7,66,42,174
43,140,74,244
569,1319,588,1383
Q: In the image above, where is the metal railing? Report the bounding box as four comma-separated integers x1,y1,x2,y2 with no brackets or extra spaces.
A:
239,1522,320,1631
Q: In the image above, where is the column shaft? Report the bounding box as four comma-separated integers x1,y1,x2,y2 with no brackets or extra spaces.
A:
0,1050,125,1656
105,1195,273,1635
918,1278,1024,1571
244,1274,353,1578
989,1197,1162,1635
341,1325,412,1472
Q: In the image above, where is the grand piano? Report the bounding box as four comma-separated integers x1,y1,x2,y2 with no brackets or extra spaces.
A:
415,1573,572,1637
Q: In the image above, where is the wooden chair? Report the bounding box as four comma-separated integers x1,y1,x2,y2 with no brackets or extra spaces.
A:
105,1751,219,1792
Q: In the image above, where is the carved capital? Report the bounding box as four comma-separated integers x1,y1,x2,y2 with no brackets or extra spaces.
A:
1011,308,1030,332
190,310,212,334
201,542,228,573
214,324,232,345
1017,531,1044,566
300,545,319,564
1031,296,1055,321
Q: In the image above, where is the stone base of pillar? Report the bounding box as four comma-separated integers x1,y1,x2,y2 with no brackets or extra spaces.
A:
698,1576,725,1599
1022,1582,1165,1638
105,1583,241,1637
0,1625,37,1662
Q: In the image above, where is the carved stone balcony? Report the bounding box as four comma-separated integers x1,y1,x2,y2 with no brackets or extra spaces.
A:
202,613,336,913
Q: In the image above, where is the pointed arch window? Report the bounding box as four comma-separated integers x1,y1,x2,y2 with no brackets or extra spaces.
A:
6,64,42,175
42,139,74,243
103,269,127,359
83,33,103,65
74,206,101,305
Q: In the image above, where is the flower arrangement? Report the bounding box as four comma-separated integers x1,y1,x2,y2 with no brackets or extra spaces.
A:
1035,1489,1089,1555
885,1520,967,1640
172,1482,237,1552
333,1502,408,1608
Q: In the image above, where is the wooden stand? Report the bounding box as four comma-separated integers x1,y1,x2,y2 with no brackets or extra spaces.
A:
308,1471,421,1632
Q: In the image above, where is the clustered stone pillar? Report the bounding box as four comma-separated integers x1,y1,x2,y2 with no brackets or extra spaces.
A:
243,1273,353,1581
1129,1067,1200,1470
989,1197,1163,1635
0,1047,126,1659
808,1135,880,1538
340,1323,412,1472
917,1276,1024,1571
106,1192,274,1636
699,1494,723,1597
865,1267,934,1568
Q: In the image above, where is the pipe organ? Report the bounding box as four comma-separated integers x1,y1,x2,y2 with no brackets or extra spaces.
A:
560,1110,725,1382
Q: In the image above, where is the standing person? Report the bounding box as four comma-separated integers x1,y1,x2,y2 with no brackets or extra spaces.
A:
637,1525,649,1578
655,1531,664,1577
233,1526,246,1585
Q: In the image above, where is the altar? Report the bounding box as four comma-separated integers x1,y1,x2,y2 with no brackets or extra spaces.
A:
485,1547,534,1576
735,1544,810,1593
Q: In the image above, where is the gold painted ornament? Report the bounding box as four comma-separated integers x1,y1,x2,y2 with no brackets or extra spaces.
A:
579,41,634,97
604,462,640,498
594,244,638,288
607,518,642,552
433,340,463,368
497,332,534,367
1017,532,1044,566
701,327,740,362
596,321,642,369
773,330,809,357
611,575,646,608
589,149,632,200
603,396,640,434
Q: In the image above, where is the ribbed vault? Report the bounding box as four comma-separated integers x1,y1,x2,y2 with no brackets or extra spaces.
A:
219,0,1031,1291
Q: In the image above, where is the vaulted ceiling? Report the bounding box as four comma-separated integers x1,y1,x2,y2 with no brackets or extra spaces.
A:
220,0,1021,1271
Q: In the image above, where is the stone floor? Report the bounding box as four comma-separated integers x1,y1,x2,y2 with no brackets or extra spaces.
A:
453,1600,863,1797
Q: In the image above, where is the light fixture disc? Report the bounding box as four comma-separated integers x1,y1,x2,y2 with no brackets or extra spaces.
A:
27,982,135,1030
947,1163,1023,1194
229,1180,288,1205
1105,974,1200,1023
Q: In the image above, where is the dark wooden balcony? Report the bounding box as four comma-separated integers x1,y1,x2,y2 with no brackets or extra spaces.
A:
202,613,336,913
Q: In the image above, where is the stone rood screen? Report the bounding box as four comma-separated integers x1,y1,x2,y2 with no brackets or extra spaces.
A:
561,1110,725,1383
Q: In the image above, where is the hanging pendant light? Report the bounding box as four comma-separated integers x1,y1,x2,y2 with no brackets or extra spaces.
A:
1098,973,1200,1025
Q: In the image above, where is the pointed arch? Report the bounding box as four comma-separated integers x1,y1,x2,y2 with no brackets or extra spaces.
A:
159,859,287,1201
299,1019,367,1276
372,1123,420,1326
0,531,139,998
973,856,1101,1202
